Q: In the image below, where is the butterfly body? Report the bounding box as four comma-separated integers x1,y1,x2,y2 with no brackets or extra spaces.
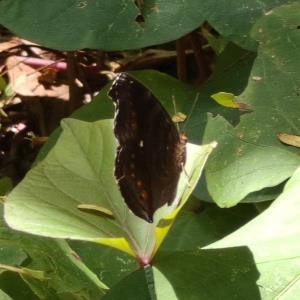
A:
109,73,186,222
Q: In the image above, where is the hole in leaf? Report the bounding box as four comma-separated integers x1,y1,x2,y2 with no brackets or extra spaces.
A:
134,0,145,24
297,25,300,29
135,14,145,23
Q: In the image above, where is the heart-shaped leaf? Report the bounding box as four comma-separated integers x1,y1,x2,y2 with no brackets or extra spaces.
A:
204,2,300,206
208,166,300,298
5,118,215,264
0,0,287,51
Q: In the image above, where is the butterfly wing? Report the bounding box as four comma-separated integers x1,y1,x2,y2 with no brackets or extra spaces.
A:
109,73,186,222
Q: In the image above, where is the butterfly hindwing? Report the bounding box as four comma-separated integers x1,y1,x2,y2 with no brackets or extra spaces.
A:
109,73,186,222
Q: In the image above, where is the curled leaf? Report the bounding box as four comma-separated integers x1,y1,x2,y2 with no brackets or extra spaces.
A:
77,204,114,218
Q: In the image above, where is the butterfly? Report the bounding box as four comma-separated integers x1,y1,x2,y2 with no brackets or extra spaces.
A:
108,73,187,222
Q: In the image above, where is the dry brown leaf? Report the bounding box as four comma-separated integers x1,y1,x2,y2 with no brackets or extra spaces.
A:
6,56,69,101
172,111,187,123
0,37,22,52
277,132,300,148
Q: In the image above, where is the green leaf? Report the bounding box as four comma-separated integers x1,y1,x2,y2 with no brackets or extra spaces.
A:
19,238,108,299
104,248,260,300
0,289,13,300
211,91,251,110
69,241,138,287
241,182,285,203
5,119,125,240
0,1,289,51
204,2,300,206
0,272,39,300
0,205,28,276
201,27,228,55
180,43,256,146
0,177,13,196
0,248,27,275
202,0,291,50
209,166,300,261
103,267,152,300
3,84,14,99
154,249,260,300
185,43,256,202
208,166,300,298
0,76,7,93
0,0,206,51
5,118,215,264
0,204,108,298
161,203,257,251
211,91,240,108
204,114,299,207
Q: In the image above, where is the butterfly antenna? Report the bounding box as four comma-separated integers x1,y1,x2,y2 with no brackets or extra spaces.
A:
182,92,200,132
172,95,180,131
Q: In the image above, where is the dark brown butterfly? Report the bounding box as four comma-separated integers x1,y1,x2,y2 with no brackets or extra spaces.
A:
108,73,187,222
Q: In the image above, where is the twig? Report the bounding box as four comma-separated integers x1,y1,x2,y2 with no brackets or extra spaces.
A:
176,38,187,81
66,52,83,113
189,30,210,82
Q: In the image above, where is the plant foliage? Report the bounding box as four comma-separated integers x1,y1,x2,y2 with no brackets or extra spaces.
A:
0,1,299,299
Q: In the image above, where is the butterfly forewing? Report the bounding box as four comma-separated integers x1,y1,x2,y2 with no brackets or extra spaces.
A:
109,73,186,222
